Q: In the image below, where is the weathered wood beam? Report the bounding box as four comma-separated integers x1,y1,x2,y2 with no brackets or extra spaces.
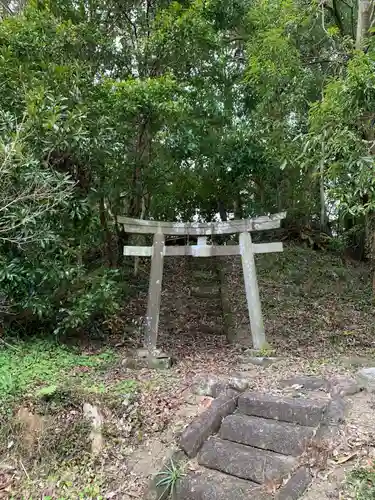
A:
123,242,283,257
118,212,286,236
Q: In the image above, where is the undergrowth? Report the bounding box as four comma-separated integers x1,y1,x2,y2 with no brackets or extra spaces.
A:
255,244,374,354
346,461,375,499
0,339,116,405
0,338,141,498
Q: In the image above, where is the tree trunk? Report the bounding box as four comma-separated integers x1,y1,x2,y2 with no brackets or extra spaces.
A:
99,197,114,267
129,117,152,218
319,157,330,234
134,195,146,277
356,0,375,290
234,193,243,219
356,0,374,49
218,199,228,222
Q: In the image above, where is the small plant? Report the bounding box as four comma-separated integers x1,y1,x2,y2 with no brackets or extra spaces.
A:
155,459,185,499
0,339,117,404
78,483,103,499
113,379,138,395
346,461,375,499
87,383,107,394
257,342,276,357
36,384,58,398
0,370,14,395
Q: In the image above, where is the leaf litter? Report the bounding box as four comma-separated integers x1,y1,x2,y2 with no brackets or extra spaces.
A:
3,245,375,498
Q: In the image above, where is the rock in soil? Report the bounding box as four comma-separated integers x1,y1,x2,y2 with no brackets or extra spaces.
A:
356,367,375,392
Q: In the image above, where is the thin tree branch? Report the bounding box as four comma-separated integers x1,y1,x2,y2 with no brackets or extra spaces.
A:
0,0,13,15
224,36,249,43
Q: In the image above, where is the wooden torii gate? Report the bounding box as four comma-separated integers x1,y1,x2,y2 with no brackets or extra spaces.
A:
118,212,286,353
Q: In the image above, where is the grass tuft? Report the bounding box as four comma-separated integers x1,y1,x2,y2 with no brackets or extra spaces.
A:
346,461,375,499
155,459,185,499
0,339,117,405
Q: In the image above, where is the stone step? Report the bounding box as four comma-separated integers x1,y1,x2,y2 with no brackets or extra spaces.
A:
190,286,221,299
191,270,217,281
175,468,267,500
198,437,296,484
200,308,224,318
198,324,225,335
238,391,328,427
185,300,223,313
220,414,314,456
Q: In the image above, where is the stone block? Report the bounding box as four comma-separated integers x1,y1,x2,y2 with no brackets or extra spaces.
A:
191,376,221,397
330,376,361,397
238,392,327,427
316,397,346,441
190,286,221,298
174,468,265,500
220,414,314,456
121,348,172,370
148,356,172,369
179,393,237,458
276,467,312,500
356,367,375,392
279,376,330,391
324,397,346,425
192,375,248,398
198,437,296,484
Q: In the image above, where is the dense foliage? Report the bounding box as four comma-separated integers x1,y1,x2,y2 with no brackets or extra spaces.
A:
0,0,374,335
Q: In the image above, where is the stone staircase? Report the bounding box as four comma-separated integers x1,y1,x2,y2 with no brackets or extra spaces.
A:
186,258,225,336
174,389,337,500
154,256,228,355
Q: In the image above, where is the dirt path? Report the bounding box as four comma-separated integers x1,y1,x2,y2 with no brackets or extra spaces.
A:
117,249,375,499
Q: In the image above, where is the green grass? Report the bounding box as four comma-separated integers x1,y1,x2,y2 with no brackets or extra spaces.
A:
0,338,140,498
0,339,117,404
346,462,375,499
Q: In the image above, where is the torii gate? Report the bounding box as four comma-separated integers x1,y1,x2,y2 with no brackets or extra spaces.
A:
118,212,286,353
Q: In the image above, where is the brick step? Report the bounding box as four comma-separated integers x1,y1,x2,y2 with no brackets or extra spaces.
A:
198,437,296,483
220,414,314,456
175,467,267,500
238,392,328,427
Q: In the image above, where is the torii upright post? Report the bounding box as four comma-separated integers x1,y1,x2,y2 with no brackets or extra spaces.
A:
118,212,286,354
239,231,265,349
145,232,164,352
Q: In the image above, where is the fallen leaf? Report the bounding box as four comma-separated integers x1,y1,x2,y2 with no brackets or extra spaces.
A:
199,396,213,409
335,452,358,464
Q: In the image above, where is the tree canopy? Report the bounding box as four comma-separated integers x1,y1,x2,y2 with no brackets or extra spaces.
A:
0,0,374,334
